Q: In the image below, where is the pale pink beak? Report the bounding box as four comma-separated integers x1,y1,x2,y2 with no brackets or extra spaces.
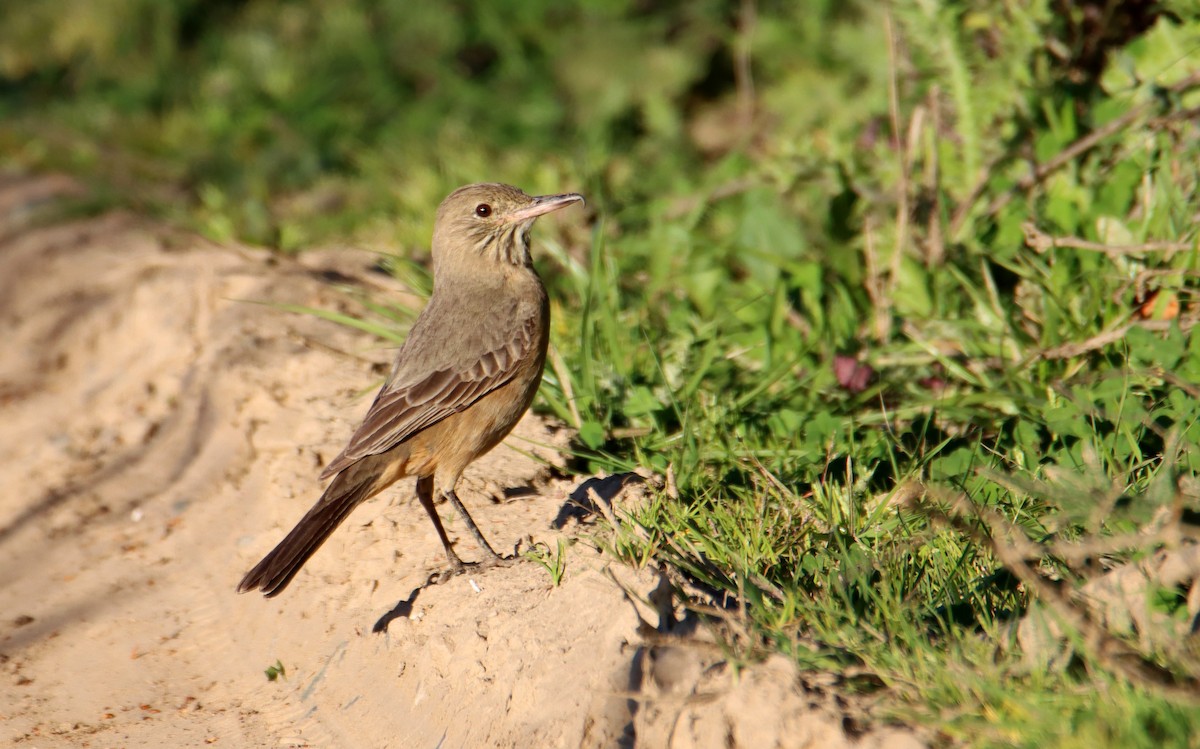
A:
503,193,585,224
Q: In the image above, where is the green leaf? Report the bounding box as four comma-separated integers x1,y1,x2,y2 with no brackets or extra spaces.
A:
894,256,933,318
578,421,606,450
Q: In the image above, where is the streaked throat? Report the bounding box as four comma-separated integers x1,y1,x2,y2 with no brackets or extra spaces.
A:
479,224,532,267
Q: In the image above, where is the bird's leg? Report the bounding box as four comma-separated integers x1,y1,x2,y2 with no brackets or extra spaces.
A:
444,489,505,564
416,475,464,571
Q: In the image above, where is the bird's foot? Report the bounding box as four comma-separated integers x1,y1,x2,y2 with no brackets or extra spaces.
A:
422,553,520,588
478,552,520,569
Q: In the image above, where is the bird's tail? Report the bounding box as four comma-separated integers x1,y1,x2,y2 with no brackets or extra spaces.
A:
237,471,380,597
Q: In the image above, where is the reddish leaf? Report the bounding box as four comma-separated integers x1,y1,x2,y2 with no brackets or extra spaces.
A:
833,355,875,394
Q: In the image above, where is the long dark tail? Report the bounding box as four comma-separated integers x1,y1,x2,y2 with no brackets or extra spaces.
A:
238,473,379,597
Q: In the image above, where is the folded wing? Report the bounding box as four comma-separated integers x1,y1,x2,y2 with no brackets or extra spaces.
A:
318,313,539,479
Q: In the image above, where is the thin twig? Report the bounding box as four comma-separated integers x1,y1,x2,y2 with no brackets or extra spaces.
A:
1040,318,1200,360
1044,532,1174,564
1040,325,1133,360
1161,371,1200,399
665,462,679,500
948,71,1200,240
1147,105,1200,128
548,344,582,429
785,304,812,336
975,105,1147,228
1024,222,1195,256
919,490,1200,702
862,218,891,341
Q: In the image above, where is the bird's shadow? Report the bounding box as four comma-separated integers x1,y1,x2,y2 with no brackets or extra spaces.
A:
372,586,423,633
552,472,647,529
371,563,503,633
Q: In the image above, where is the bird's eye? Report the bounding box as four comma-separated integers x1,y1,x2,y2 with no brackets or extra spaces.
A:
474,203,492,217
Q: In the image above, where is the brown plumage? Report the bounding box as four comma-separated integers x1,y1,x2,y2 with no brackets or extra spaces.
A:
238,183,584,597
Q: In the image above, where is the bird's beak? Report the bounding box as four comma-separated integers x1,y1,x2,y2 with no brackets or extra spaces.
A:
504,193,585,224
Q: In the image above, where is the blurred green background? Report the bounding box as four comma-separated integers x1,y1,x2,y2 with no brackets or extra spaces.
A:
5,1,1200,745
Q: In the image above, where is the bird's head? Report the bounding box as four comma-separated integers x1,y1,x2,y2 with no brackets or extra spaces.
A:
431,183,584,273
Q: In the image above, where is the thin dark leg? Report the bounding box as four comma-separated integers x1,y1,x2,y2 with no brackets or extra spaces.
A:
444,489,503,562
416,475,464,569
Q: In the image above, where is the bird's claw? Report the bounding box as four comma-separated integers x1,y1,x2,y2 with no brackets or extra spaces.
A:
423,554,519,587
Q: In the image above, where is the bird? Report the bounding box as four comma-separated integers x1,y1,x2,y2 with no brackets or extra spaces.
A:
238,183,584,597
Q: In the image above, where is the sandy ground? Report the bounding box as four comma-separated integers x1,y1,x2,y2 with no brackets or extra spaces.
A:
0,174,926,748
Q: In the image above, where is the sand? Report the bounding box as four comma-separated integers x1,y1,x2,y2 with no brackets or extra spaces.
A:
0,173,924,748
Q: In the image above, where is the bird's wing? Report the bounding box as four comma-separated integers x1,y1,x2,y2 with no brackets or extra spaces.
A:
318,312,540,479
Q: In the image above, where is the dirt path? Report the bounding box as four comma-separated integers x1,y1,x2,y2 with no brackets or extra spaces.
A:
0,174,924,748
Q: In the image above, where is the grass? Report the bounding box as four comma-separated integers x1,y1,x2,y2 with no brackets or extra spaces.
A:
523,538,570,587
4,0,1200,745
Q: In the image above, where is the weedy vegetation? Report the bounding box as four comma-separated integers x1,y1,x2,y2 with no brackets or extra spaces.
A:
264,659,286,682
4,1,1200,745
524,538,571,587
